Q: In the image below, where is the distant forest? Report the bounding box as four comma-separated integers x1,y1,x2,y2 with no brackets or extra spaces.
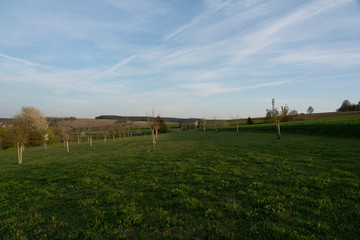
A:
95,115,201,123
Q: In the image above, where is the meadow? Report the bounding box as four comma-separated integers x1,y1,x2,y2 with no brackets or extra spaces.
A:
0,126,359,239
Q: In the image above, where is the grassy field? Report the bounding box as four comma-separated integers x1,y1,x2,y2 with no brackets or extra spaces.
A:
224,115,360,138
0,130,359,239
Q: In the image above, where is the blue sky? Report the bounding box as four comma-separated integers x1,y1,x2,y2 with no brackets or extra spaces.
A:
1,0,359,119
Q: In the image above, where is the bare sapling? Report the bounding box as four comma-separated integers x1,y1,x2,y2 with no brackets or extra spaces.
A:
147,111,157,152
102,129,108,142
230,115,240,136
90,136,92,147
201,118,207,132
80,131,86,143
194,120,198,132
108,126,116,140
213,115,218,133
272,104,289,139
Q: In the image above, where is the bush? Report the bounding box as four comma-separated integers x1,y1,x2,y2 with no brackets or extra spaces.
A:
156,116,170,133
247,117,254,125
0,127,16,150
28,131,44,146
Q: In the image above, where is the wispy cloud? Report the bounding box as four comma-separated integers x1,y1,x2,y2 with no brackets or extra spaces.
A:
0,53,46,68
164,0,233,41
1,0,359,118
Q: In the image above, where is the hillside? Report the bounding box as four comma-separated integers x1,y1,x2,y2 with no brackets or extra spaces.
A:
95,115,201,123
49,118,118,131
297,111,360,120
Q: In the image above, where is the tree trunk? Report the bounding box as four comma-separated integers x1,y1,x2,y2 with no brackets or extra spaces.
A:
236,123,239,136
90,136,92,147
78,136,80,144
104,136,107,142
276,121,281,139
152,130,156,152
66,139,69,152
17,143,22,164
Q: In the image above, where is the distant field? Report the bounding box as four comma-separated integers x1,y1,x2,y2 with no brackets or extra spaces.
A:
0,130,359,239
52,118,119,130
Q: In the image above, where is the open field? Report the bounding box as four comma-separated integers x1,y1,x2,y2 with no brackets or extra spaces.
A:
50,118,119,131
0,130,359,239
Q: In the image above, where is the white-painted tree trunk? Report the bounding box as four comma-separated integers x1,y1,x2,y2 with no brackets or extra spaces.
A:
17,143,22,164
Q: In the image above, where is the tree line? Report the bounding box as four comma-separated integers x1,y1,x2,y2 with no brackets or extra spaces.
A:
337,100,360,112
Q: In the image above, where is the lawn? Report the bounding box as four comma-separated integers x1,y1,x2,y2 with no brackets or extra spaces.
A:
0,131,359,239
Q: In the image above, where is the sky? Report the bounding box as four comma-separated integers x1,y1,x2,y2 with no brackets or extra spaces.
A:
0,0,360,119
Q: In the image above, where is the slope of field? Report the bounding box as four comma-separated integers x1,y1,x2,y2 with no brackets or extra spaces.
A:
51,118,119,130
0,131,359,239
297,111,360,120
234,116,360,138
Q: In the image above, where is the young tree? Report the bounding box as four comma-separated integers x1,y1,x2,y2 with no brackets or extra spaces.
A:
13,106,49,163
115,122,124,138
194,120,199,132
108,126,116,140
153,118,159,139
213,115,218,133
147,111,156,152
201,118,207,133
273,105,289,139
307,106,314,114
13,106,49,136
229,115,240,136
102,128,109,142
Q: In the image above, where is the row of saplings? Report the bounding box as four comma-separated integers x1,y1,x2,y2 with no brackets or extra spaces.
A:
3,106,169,164
4,104,289,164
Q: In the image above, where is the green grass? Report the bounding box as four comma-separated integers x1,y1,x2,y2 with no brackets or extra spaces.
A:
223,116,360,138
0,131,359,239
